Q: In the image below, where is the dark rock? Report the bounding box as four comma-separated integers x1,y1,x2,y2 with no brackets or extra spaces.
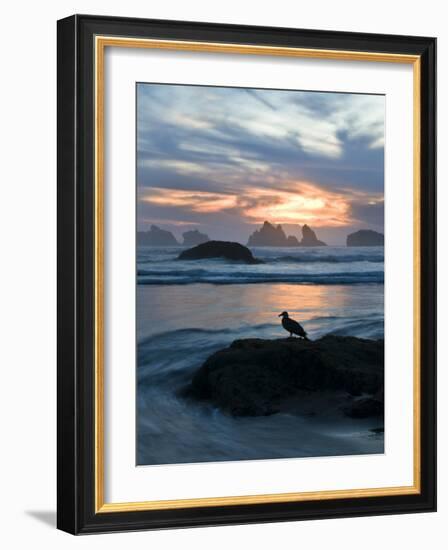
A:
286,235,300,246
300,224,327,246
247,221,326,247
347,230,384,247
182,229,210,247
344,397,384,418
137,225,178,246
178,241,263,264
247,221,291,247
189,335,383,416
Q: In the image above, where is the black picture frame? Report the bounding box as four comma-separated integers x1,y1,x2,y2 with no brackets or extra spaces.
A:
57,14,436,534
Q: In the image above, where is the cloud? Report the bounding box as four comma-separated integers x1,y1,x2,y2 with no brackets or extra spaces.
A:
244,89,277,111
136,83,384,240
240,182,352,227
141,181,380,229
141,188,238,214
137,84,384,163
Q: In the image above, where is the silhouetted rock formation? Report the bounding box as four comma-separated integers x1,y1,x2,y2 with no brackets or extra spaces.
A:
300,224,327,246
347,230,384,247
137,225,178,246
247,221,326,247
188,335,383,417
182,229,210,247
286,235,300,246
247,221,290,246
178,241,263,264
344,392,384,418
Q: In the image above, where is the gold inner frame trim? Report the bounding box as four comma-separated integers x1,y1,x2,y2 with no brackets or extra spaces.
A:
94,35,421,514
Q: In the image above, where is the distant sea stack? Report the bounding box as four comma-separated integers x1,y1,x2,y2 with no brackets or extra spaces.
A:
182,229,210,247
347,230,384,247
137,225,178,246
300,224,327,247
247,221,290,247
178,241,262,264
247,221,326,247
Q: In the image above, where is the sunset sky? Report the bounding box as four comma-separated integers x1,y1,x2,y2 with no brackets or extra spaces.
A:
137,83,384,245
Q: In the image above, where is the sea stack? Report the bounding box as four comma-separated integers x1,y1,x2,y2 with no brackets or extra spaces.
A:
247,221,326,247
247,221,291,247
137,225,178,246
347,230,384,247
300,224,327,246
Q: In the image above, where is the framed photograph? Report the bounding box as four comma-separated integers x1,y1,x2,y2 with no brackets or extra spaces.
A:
57,14,436,534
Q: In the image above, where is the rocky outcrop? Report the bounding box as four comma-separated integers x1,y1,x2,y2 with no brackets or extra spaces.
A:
247,221,291,247
178,241,263,264
188,335,383,417
347,230,384,247
344,392,384,418
182,229,210,247
137,225,178,246
286,235,300,246
247,221,326,247
300,224,327,246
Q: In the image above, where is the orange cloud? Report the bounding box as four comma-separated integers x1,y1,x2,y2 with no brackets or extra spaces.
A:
141,188,238,213
241,182,351,227
139,217,199,227
140,182,379,228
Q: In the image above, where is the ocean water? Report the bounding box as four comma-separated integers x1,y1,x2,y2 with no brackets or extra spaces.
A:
136,246,384,466
137,245,384,286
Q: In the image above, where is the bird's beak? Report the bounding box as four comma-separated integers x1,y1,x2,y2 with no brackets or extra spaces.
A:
278,313,282,317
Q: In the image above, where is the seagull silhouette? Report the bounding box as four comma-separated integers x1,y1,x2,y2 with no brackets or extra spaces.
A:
278,311,308,340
